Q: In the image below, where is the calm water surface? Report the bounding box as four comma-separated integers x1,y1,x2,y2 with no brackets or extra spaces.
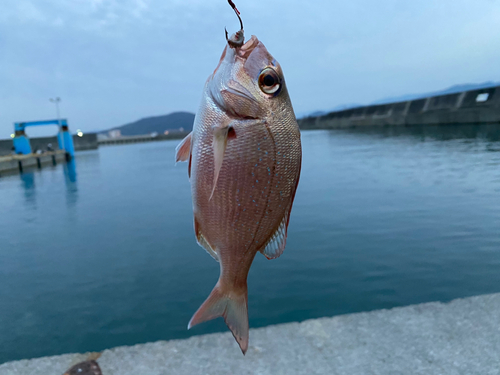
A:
1,126,500,362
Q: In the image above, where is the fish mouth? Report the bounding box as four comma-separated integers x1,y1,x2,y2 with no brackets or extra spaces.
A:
207,35,264,120
237,35,260,59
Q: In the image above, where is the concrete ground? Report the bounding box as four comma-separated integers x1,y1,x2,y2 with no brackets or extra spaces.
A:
2,293,500,375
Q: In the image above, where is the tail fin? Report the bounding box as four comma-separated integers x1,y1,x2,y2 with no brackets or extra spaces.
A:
188,282,249,354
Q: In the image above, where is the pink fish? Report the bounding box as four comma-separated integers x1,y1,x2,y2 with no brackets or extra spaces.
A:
176,1,301,354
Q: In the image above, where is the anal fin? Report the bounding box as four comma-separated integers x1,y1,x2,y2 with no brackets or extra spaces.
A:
261,160,301,260
260,209,289,260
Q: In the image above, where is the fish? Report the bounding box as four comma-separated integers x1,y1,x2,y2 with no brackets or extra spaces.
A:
175,1,301,354
63,357,102,375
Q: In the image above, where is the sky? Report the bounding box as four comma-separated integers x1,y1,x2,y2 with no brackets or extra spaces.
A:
1,0,500,137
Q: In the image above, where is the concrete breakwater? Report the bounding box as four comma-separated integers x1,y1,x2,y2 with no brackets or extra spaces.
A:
298,85,500,129
98,131,189,146
1,293,499,375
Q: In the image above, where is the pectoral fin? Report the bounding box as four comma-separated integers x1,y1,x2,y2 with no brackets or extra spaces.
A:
210,126,229,200
175,132,192,163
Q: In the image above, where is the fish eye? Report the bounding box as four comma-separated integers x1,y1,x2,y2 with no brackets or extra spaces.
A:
258,68,281,95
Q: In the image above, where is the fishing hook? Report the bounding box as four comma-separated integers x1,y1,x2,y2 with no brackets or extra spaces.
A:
225,0,244,48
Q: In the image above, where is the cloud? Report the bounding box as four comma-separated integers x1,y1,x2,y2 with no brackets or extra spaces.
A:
1,0,500,136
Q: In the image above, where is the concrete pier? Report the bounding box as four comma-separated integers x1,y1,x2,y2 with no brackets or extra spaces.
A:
1,293,499,374
0,151,67,175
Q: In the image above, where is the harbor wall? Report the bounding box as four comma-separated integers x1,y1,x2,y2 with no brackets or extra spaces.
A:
0,134,98,156
74,133,98,151
298,86,500,129
0,140,13,156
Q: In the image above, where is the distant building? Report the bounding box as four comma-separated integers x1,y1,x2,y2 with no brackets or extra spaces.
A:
108,129,121,138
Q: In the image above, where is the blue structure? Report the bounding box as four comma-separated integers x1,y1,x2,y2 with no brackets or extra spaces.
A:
13,119,75,158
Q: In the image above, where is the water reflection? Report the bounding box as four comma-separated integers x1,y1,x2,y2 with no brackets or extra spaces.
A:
63,159,78,207
2,132,500,363
20,171,36,206
64,159,78,184
18,159,79,207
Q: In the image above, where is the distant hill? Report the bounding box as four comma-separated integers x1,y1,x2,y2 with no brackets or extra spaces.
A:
104,111,195,136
